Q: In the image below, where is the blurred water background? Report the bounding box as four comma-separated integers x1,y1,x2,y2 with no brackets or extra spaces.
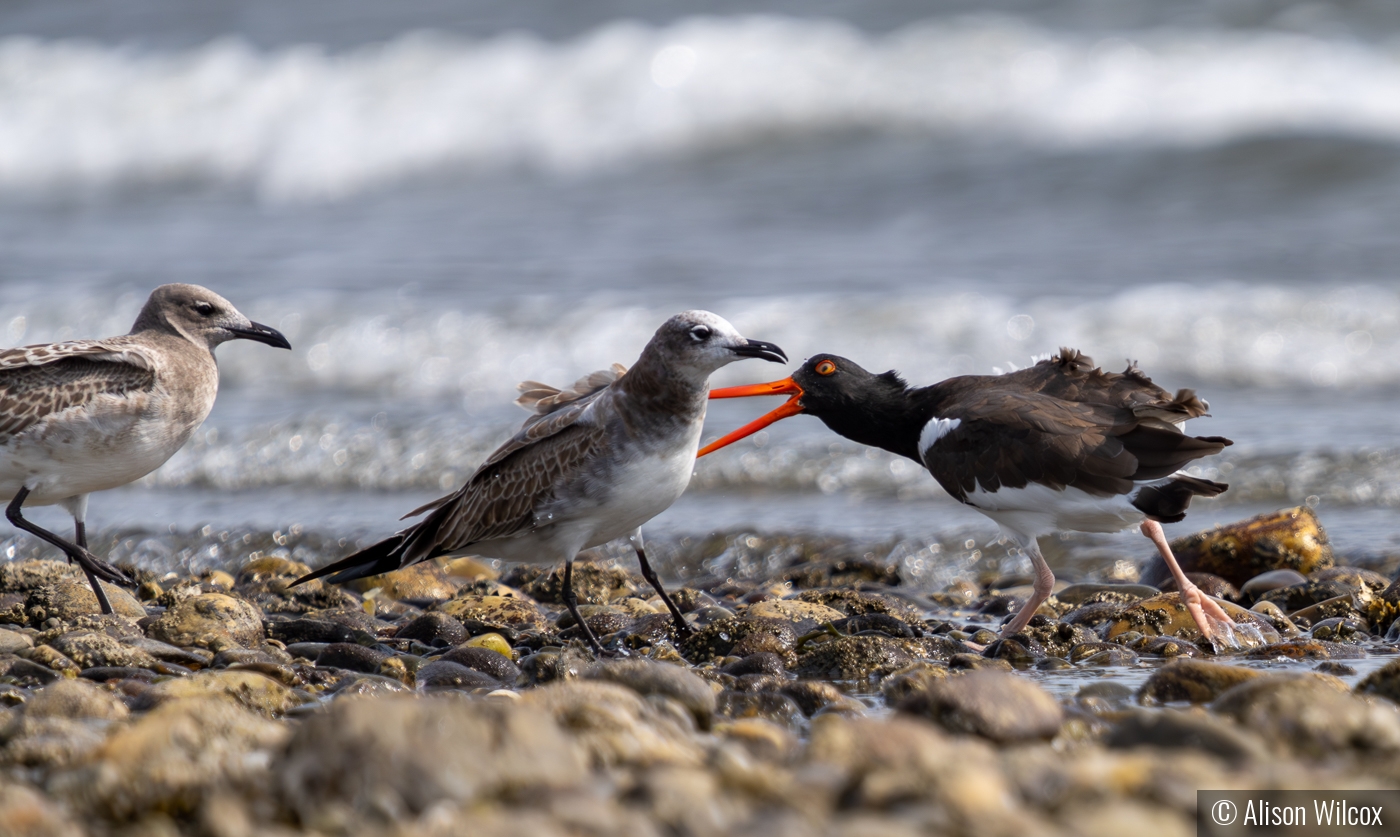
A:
2,0,1399,585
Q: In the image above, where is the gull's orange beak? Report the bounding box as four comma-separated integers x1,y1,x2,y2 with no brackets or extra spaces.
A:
698,377,804,457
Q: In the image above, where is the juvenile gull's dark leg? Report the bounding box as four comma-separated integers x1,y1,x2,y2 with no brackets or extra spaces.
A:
629,529,692,639
6,487,128,615
562,558,607,657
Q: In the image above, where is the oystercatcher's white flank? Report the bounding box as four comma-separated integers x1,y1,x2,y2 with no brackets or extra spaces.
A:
295,311,786,655
702,349,1243,648
0,284,291,613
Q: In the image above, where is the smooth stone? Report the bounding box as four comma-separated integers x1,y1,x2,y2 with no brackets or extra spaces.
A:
1242,639,1366,660
1239,569,1308,600
144,669,302,718
1077,647,1140,667
1356,659,1400,705
1061,601,1128,628
283,642,330,661
744,599,845,632
584,658,716,729
716,690,806,732
522,680,706,765
278,694,583,824
1104,592,1279,648
1138,659,1265,705
0,628,34,654
1310,617,1369,643
719,651,787,677
896,670,1063,744
1212,674,1400,757
1136,636,1201,658
80,666,158,683
415,660,502,692
345,562,458,601
1317,661,1358,677
23,678,129,720
1106,708,1267,762
314,643,389,674
267,619,360,645
440,645,522,684
123,637,212,667
781,680,853,717
147,594,264,650
60,696,288,821
395,611,468,647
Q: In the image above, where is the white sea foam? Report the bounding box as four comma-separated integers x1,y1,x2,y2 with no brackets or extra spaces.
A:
3,16,1400,198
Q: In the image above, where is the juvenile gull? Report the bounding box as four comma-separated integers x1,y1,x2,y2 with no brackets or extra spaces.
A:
700,349,1243,648
295,311,786,654
0,284,291,613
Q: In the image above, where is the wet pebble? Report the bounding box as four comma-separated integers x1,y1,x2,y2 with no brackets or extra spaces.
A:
314,643,389,674
394,611,468,647
895,670,1063,744
415,660,503,692
1242,638,1366,660
794,635,914,681
716,690,806,731
441,645,522,683
1107,708,1266,762
719,651,787,677
1139,659,1265,705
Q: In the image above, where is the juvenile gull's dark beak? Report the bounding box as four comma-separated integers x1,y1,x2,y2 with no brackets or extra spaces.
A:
730,339,787,364
698,376,804,457
227,321,292,350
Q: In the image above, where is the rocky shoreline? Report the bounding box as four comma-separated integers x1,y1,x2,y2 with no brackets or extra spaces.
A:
4,505,1400,837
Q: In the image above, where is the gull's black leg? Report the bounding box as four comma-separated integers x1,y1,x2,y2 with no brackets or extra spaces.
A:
562,558,606,657
6,487,128,615
629,529,692,639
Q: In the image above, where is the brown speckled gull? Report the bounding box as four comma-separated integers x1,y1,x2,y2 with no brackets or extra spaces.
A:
0,284,290,613
296,311,786,654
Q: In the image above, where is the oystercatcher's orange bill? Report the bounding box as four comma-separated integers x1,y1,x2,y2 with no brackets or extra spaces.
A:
698,377,805,457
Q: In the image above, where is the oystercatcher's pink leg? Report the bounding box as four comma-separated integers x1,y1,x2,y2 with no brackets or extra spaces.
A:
1140,520,1237,646
999,536,1055,638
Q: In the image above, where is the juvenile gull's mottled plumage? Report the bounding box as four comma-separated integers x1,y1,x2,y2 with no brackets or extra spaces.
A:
0,284,290,613
296,311,786,654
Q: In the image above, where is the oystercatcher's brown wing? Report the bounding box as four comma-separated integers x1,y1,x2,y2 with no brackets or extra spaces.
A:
923,387,1229,503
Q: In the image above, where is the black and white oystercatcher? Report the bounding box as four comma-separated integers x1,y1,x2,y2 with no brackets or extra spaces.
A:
699,349,1243,646
295,311,786,654
0,284,291,614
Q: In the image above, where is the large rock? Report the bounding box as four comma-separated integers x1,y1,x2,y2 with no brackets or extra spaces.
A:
144,670,302,718
147,593,264,649
583,659,716,729
1138,659,1265,705
1143,506,1333,588
25,579,145,623
1104,592,1278,647
276,695,586,830
522,680,706,768
52,696,287,821
894,671,1063,744
1211,674,1400,758
436,595,547,635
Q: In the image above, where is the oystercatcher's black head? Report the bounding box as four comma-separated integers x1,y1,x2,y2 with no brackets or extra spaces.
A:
699,353,920,458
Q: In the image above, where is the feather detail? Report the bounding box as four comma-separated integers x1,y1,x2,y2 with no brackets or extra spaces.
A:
515,363,627,415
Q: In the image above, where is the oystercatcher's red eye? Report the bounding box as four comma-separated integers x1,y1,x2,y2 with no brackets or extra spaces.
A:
815,360,837,376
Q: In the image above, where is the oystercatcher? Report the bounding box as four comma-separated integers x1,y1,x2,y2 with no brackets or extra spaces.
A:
295,311,786,654
0,284,291,613
699,349,1241,646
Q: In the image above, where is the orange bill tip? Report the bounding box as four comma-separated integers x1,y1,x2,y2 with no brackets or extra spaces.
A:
708,377,802,399
697,392,805,457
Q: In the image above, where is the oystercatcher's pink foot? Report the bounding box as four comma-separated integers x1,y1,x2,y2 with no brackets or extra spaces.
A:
1139,519,1245,651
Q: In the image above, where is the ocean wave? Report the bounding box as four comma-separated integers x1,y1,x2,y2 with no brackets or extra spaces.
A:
2,16,1400,198
4,282,1400,401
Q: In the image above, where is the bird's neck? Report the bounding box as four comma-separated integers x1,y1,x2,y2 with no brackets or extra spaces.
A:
615,351,708,431
817,385,943,463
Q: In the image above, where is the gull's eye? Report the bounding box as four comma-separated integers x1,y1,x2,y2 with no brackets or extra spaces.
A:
689,326,712,342
194,302,216,317
815,359,837,376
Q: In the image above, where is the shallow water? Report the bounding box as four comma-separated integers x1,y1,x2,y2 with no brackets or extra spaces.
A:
0,1,1399,587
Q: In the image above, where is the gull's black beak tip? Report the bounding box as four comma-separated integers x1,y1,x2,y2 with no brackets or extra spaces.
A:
230,321,292,350
733,339,787,364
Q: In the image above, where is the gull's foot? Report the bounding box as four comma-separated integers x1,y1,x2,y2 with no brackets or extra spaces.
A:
71,548,135,587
